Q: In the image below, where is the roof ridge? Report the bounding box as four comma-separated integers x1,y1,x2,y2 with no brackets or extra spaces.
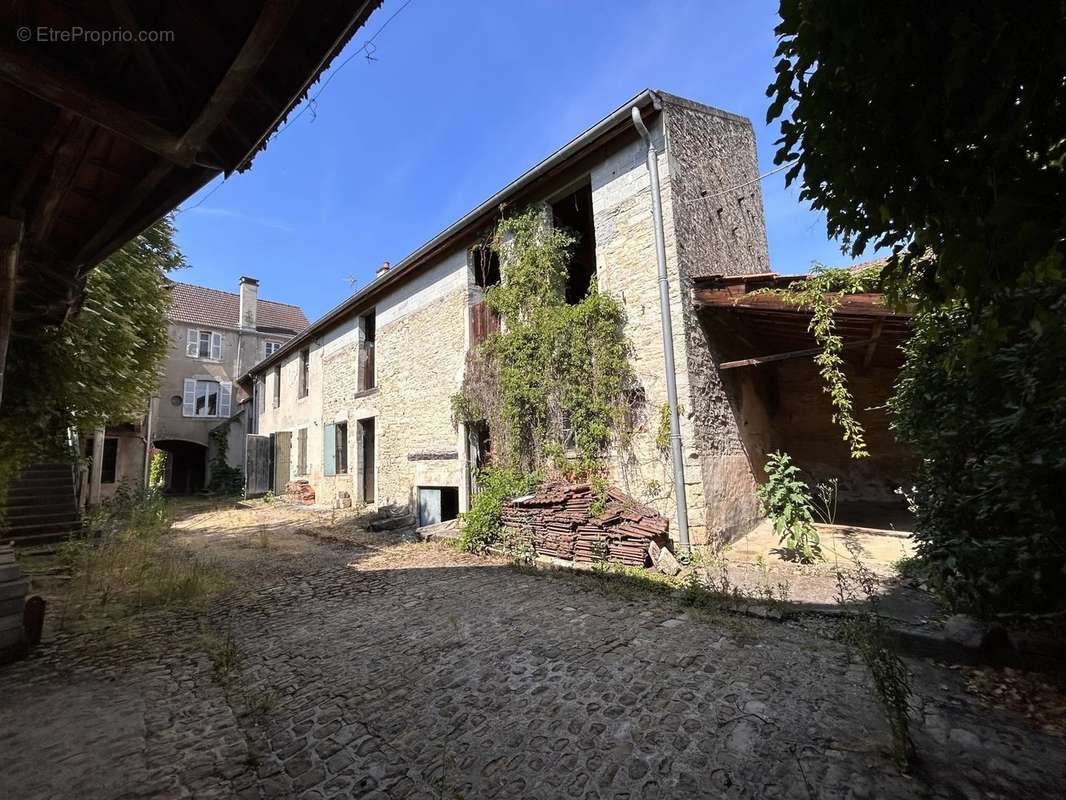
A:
168,280,306,311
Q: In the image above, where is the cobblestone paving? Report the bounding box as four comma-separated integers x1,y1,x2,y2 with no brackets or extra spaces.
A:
2,502,1064,798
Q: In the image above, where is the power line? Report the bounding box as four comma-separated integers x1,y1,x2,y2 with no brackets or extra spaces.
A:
682,160,797,205
176,0,415,216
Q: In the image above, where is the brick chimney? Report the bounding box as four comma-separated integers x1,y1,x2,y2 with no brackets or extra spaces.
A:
239,276,258,330
376,261,390,279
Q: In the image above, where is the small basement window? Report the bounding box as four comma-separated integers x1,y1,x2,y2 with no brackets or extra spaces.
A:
551,181,597,304
417,486,459,527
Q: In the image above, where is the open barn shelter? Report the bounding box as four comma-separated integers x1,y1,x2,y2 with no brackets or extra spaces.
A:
693,272,915,531
0,0,383,405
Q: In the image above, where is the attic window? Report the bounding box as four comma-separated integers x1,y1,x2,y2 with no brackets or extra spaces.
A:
552,181,597,305
471,245,501,289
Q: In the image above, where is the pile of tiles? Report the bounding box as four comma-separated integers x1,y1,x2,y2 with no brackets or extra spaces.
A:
285,480,316,505
501,482,669,567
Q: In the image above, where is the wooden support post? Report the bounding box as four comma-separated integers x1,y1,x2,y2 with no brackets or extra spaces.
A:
862,319,884,372
89,427,105,507
0,218,24,409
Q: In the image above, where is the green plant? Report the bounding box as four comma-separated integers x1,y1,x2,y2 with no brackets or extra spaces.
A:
654,402,684,456
453,207,637,476
207,426,244,496
834,561,916,771
457,466,542,554
756,452,821,563
813,477,839,525
148,450,167,488
889,282,1066,614
263,490,275,504
205,627,241,684
755,265,882,458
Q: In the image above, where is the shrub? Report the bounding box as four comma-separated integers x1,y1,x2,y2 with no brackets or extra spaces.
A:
890,279,1066,614
756,452,821,563
457,467,541,554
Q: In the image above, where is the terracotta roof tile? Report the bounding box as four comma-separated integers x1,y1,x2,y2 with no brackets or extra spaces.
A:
169,282,309,335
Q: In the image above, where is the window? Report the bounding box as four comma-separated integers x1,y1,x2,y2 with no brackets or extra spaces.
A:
265,340,281,357
471,245,501,289
551,182,597,304
273,365,281,408
323,421,349,477
85,437,119,484
101,439,118,484
297,427,308,475
358,311,376,392
186,329,222,360
357,418,375,503
298,348,310,398
182,379,232,418
335,422,348,474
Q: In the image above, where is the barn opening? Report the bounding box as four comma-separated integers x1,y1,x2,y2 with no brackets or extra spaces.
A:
551,181,597,304
153,439,207,494
417,486,459,527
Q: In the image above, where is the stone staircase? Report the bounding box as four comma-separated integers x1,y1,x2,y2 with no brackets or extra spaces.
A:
1,463,83,547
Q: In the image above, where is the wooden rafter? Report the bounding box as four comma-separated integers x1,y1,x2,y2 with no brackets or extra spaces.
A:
107,0,178,108
718,337,877,371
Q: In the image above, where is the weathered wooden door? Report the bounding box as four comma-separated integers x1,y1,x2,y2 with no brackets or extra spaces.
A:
418,488,442,526
245,435,272,496
358,419,375,503
274,431,291,491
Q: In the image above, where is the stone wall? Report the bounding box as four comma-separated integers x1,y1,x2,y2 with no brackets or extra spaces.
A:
662,94,772,545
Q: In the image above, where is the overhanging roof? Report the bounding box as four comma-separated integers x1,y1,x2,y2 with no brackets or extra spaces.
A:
241,88,667,383
1,0,382,326
692,273,912,371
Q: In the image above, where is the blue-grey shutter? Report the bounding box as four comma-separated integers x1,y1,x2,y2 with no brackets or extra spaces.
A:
182,378,196,416
186,329,198,357
210,332,223,361
218,382,232,418
323,423,336,477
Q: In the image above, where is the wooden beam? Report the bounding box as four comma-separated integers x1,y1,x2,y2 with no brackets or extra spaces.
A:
0,44,200,167
0,217,24,408
31,118,96,248
179,0,300,171
718,337,877,371
862,319,885,371
107,0,179,108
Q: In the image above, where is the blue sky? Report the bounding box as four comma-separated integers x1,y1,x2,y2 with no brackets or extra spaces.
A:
174,0,858,319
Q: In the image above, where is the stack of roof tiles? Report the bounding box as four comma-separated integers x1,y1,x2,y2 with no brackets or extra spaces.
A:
501,482,669,567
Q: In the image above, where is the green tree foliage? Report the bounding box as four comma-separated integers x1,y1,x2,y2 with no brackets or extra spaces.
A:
768,3,1066,612
0,217,184,495
457,466,542,554
767,2,1065,309
889,282,1066,614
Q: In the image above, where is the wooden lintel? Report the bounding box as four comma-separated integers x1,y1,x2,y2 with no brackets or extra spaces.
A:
179,0,299,167
719,337,876,371
0,44,195,167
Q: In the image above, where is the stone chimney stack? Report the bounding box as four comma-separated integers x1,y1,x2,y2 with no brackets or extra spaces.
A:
239,276,258,330
376,261,390,278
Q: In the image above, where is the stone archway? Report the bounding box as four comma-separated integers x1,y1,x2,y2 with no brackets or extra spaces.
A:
153,439,207,495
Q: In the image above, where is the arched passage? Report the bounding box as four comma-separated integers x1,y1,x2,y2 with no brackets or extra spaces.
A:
153,439,207,495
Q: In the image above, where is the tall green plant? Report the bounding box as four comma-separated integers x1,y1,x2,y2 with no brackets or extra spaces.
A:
756,451,821,563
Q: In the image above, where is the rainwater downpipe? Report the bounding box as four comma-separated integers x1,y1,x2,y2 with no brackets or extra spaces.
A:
631,106,690,552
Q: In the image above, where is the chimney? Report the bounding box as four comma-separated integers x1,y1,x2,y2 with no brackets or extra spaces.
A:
376,261,390,279
239,276,258,330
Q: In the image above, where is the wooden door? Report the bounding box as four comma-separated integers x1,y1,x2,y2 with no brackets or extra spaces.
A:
358,419,375,503
274,431,291,491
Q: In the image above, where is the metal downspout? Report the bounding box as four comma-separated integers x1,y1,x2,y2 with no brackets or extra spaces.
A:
631,107,691,551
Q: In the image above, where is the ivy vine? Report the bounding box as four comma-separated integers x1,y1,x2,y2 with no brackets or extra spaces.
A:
756,264,885,459
452,206,638,476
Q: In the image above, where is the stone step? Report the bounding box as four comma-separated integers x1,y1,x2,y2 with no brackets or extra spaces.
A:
8,476,74,490
2,519,83,540
0,578,29,600
3,509,81,526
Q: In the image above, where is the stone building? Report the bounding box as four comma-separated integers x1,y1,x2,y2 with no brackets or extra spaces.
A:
85,278,308,500
241,89,911,545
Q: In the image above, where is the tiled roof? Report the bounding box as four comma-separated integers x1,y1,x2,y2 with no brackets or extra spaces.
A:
169,282,309,335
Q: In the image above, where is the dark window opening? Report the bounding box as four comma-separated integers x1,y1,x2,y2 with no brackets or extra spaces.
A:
298,349,310,398
359,311,376,391
358,418,376,503
335,422,348,474
471,245,501,289
552,182,597,304
85,437,119,484
417,486,459,526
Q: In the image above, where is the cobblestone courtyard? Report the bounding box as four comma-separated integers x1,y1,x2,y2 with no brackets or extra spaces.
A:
1,501,1063,799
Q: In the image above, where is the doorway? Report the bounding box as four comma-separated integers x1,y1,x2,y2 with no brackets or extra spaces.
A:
358,418,375,504
418,486,459,527
153,439,207,494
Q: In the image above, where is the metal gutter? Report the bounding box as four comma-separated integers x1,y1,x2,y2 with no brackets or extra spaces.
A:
239,88,663,385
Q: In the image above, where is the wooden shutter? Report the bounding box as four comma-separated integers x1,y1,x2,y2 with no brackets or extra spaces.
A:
182,378,196,416
210,332,223,360
186,329,198,357
323,423,336,477
219,381,232,418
